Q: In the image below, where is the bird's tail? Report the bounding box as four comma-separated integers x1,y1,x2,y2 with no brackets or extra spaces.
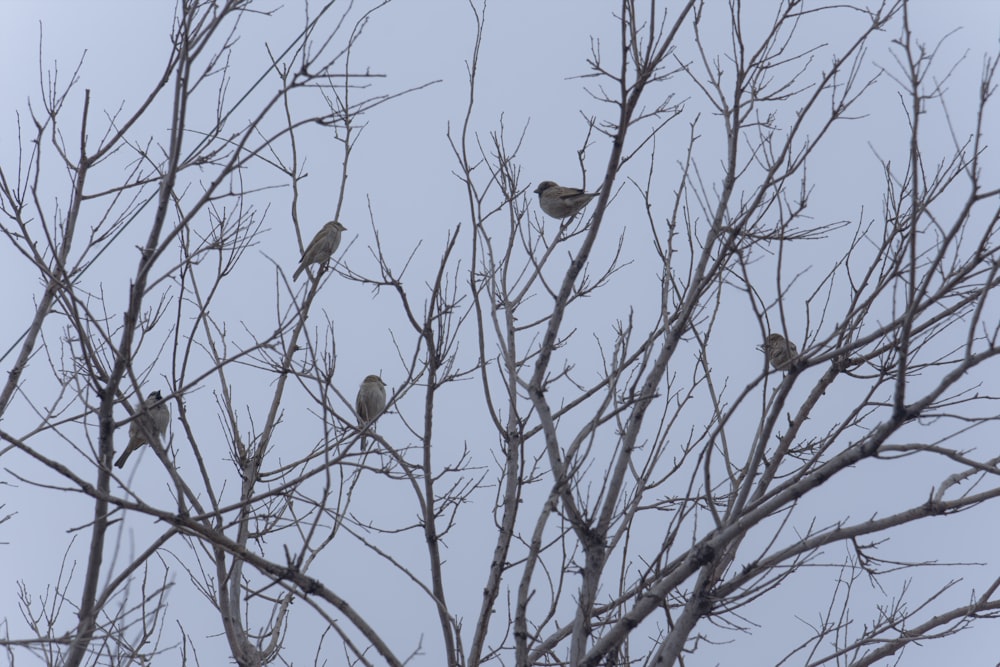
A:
114,435,141,468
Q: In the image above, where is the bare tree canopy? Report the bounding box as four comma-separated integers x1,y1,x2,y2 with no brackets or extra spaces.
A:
1,1,999,666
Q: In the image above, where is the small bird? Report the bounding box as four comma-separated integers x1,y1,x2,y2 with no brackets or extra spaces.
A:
292,221,346,280
758,333,798,371
115,391,170,468
355,375,387,449
533,181,600,219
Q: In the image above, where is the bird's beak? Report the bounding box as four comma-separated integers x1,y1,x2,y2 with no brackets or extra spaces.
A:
755,344,765,352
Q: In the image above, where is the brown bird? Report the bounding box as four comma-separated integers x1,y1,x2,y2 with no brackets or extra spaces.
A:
758,333,798,371
293,221,346,280
533,181,600,219
115,391,170,468
355,375,387,449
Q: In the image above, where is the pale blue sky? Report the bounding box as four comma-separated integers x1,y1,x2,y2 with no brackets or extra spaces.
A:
1,1,999,665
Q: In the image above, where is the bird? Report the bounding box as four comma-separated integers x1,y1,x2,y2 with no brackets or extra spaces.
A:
355,375,387,449
533,181,600,219
292,221,346,280
115,390,170,468
758,333,798,371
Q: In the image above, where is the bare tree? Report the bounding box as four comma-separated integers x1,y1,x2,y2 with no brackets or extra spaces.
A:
2,0,999,666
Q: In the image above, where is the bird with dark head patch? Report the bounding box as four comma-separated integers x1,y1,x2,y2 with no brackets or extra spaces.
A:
115,390,170,468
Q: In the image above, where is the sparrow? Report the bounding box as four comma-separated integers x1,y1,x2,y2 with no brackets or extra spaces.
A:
533,181,600,219
758,333,798,371
292,221,346,280
355,374,387,449
115,390,170,468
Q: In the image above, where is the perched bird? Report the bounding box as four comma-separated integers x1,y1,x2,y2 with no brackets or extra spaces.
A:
292,221,346,280
355,375,387,449
533,181,600,219
758,333,798,371
115,391,170,468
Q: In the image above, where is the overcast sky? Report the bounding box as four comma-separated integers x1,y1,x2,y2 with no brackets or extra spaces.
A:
2,1,1000,665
